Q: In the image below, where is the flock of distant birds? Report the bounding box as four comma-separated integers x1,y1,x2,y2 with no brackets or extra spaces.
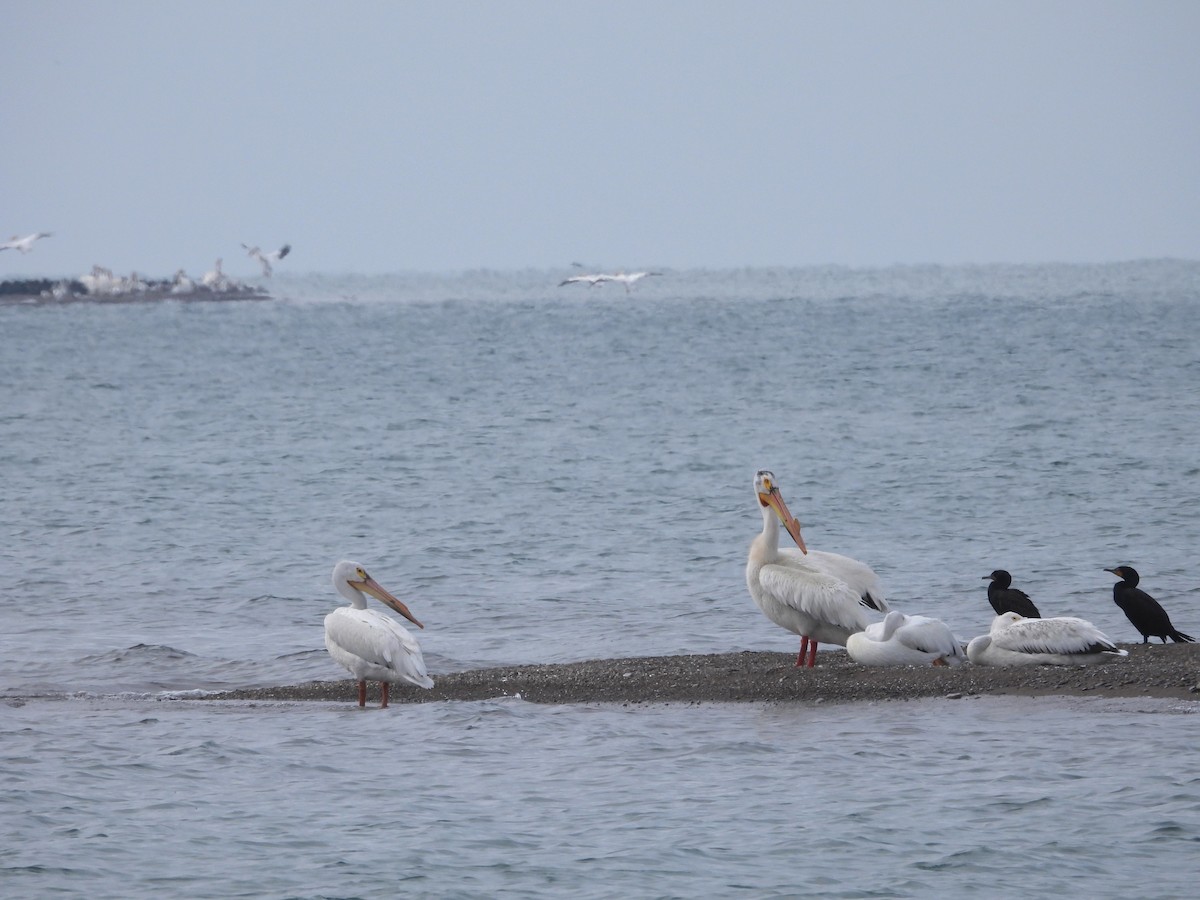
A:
3,232,672,301
0,231,291,300
322,469,1194,708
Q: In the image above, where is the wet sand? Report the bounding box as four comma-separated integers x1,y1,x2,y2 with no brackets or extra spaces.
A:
202,642,1200,706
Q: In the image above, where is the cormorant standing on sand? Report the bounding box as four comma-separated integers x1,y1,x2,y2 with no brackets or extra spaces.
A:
983,570,1041,618
1105,566,1194,643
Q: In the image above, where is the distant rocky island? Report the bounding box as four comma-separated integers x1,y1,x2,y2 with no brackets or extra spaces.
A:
1,267,269,306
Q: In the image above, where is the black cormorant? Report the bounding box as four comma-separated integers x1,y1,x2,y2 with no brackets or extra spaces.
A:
1105,566,1194,643
983,570,1042,618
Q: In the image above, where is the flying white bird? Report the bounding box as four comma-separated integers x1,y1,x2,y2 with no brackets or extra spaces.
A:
558,273,608,287
602,271,662,293
746,470,889,667
558,271,663,292
847,610,966,667
325,560,434,707
0,232,53,253
966,611,1128,667
241,242,291,276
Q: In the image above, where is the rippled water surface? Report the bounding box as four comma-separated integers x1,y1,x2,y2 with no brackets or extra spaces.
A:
3,263,1199,896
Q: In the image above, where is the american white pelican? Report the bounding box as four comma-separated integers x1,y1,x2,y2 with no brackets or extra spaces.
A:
1106,566,1194,643
965,612,1128,667
80,265,118,296
602,271,662,293
201,258,229,290
0,232,53,253
241,242,291,277
325,560,434,707
558,273,607,287
746,469,890,667
558,271,663,292
170,269,195,294
983,569,1041,617
847,610,966,667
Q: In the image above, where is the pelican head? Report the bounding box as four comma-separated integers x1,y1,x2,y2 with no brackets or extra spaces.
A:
991,611,1025,631
332,559,424,629
754,469,807,554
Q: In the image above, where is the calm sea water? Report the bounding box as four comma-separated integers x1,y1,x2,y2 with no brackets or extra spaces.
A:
2,263,1199,897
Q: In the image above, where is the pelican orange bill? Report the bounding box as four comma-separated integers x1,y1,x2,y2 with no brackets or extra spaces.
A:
352,575,424,629
758,487,808,554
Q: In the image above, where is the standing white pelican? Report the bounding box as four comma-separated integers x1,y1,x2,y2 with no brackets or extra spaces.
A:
746,470,890,667
847,610,966,667
170,269,196,294
241,242,291,276
0,232,53,253
966,612,1128,667
201,258,229,290
325,560,434,707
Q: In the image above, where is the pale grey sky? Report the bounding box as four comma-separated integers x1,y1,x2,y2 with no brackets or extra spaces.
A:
3,1,1198,277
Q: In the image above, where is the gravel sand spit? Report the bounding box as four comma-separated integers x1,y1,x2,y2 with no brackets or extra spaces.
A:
202,642,1200,706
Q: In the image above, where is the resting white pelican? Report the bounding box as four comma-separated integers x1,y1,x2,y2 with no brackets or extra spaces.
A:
325,559,434,707
846,610,966,667
746,470,890,667
966,611,1128,667
0,232,53,253
241,242,291,276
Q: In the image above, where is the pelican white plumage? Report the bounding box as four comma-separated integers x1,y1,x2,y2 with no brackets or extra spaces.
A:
746,469,890,667
558,271,662,292
0,232,53,253
602,271,662,293
558,273,607,287
201,258,229,290
325,559,434,707
170,269,195,294
847,610,966,667
966,611,1128,667
241,242,291,276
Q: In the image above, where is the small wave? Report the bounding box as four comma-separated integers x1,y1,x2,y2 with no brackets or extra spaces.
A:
78,644,197,665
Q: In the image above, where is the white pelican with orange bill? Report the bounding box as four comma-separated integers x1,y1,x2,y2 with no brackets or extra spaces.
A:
746,470,889,667
325,560,434,707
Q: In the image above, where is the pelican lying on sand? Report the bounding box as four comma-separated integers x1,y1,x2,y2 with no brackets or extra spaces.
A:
325,560,434,707
966,612,1127,667
847,610,966,667
746,469,889,667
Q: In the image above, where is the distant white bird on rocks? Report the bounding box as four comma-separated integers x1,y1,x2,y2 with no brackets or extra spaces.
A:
746,469,890,668
80,265,119,295
170,269,195,294
0,232,53,253
325,560,434,708
241,242,291,276
847,610,966,667
201,258,229,290
966,611,1128,667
